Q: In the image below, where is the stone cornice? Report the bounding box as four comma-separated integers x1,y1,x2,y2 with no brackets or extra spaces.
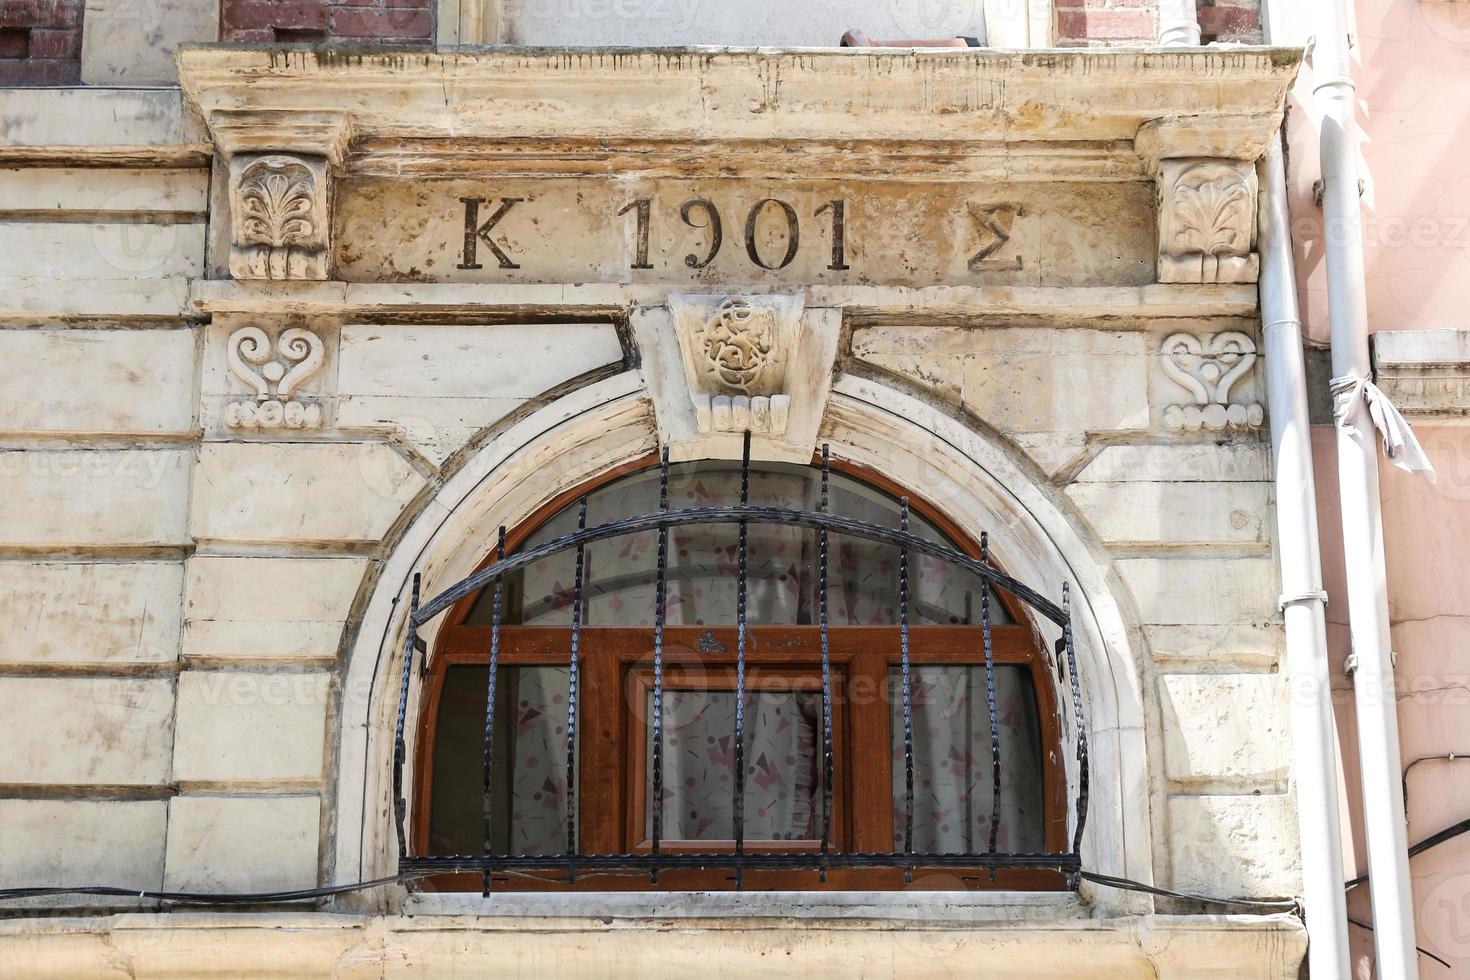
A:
186,279,1261,320
1372,329,1470,421
175,45,1301,177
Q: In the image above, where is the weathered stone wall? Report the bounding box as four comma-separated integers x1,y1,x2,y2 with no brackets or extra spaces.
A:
0,50,1303,980
0,91,207,896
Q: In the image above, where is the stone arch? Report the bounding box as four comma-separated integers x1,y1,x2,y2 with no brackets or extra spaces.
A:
331,370,1152,912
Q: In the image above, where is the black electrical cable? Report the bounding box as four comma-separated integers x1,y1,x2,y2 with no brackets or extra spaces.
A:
0,867,1299,914
0,873,425,905
9,814,1464,915
1078,871,1299,912
1336,815,1470,971
1346,915,1452,970
1345,816,1470,890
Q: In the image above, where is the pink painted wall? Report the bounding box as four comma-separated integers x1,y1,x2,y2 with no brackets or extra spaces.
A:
1286,0,1470,972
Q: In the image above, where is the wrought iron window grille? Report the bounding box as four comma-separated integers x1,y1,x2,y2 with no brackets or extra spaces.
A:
392,434,1090,891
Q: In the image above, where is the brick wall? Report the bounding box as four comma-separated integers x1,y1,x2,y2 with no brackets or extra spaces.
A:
1057,0,1262,45
0,0,83,84
220,0,434,44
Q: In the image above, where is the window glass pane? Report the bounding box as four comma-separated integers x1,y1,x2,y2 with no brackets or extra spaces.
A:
428,665,574,856
467,460,1012,627
645,687,825,843
889,665,1045,854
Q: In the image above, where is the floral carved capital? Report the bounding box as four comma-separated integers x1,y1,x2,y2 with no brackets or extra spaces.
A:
1156,158,1259,285
228,153,331,281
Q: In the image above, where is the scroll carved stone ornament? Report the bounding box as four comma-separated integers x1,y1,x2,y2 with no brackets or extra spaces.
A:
1160,331,1264,433
228,153,331,281
673,295,802,436
1156,158,1260,284
224,326,326,429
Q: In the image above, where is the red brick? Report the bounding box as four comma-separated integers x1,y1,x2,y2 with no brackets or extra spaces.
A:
1198,4,1261,39
1057,7,1154,40
328,4,431,38
222,0,328,31
0,55,78,83
0,0,82,29
0,25,26,55
26,25,77,57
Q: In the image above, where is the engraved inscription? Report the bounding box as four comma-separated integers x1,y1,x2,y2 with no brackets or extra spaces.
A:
968,204,1022,272
331,177,1136,287
458,196,523,270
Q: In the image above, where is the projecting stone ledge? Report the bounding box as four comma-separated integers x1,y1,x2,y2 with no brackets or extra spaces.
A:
175,45,1300,152
0,909,1306,978
1372,328,1470,420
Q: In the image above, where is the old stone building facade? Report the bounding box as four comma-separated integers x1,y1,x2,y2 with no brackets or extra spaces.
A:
1,0,1467,978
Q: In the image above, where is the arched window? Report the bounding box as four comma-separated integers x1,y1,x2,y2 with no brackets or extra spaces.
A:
410,453,1072,891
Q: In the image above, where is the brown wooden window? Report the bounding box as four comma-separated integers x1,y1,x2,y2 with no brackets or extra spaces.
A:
412,455,1070,891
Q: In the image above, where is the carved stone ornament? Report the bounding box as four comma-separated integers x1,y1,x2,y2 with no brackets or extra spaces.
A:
224,326,326,429
228,153,331,281
635,293,839,463
1156,158,1260,284
1160,331,1265,433
673,295,802,435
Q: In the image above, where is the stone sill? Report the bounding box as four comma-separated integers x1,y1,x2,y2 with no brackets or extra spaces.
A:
404,888,1081,924
0,909,1308,978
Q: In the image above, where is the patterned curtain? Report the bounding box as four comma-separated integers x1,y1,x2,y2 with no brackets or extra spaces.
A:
452,462,1042,856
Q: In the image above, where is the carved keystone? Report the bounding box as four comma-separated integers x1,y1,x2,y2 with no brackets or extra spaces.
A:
634,293,840,462
671,295,801,436
1156,158,1260,285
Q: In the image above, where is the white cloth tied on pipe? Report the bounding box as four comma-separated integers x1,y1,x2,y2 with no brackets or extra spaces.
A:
1329,374,1437,483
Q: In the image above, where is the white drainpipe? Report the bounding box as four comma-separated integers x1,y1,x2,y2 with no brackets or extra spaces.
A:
1259,137,1352,979
1157,0,1202,45
1313,0,1423,974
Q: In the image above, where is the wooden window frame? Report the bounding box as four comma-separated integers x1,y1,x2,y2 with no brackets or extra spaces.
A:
412,454,1068,891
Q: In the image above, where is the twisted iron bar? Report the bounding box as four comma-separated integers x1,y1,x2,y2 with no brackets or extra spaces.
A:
563,499,588,878
980,532,1002,871
413,511,1066,627
650,448,670,880
733,431,751,890
898,499,914,884
817,444,835,882
479,527,506,896
1059,583,1090,863
391,574,420,859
